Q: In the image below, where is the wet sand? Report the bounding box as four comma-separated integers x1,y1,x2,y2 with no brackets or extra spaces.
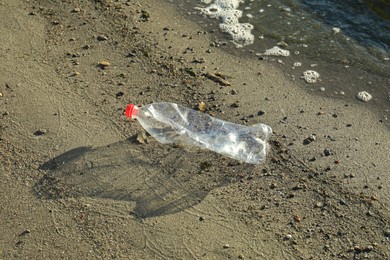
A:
1,0,389,259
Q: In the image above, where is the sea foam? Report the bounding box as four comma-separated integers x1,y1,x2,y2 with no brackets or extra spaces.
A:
196,0,254,47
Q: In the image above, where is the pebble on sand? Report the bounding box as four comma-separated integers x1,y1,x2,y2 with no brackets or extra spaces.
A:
198,101,206,112
34,129,47,136
324,148,333,156
97,35,108,41
20,229,31,236
98,60,110,68
136,132,147,144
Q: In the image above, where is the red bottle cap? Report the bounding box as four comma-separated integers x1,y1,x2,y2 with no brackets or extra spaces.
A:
125,104,139,119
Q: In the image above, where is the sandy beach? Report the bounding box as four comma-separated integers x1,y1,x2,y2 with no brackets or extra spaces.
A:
1,0,389,259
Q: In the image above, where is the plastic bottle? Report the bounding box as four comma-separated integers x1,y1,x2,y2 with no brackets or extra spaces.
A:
125,102,272,164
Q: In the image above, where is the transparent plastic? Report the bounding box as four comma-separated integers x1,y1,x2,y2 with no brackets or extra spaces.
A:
125,102,272,164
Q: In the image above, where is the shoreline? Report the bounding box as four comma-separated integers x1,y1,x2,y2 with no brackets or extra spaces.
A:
176,1,390,129
1,0,389,258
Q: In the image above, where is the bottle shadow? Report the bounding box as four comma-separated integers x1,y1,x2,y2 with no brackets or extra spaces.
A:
34,136,252,219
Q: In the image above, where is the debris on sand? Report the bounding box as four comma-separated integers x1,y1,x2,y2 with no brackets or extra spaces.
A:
205,72,231,86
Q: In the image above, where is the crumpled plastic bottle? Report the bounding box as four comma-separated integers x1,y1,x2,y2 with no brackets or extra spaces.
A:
125,102,272,164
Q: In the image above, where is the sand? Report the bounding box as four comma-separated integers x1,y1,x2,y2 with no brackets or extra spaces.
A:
1,0,389,259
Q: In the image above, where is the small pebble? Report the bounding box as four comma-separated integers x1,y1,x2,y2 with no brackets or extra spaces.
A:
136,132,147,144
223,244,230,249
198,101,206,112
303,134,316,145
324,148,333,156
284,234,292,240
97,35,108,41
127,51,137,58
72,7,81,13
303,138,311,145
277,41,288,47
34,129,47,136
231,102,240,108
19,229,31,236
98,60,110,68
269,183,277,189
339,199,347,205
257,110,265,116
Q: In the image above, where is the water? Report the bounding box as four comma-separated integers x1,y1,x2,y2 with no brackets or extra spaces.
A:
188,0,390,74
242,0,390,76
174,0,390,123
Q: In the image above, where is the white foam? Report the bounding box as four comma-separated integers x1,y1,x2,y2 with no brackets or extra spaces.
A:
196,0,254,47
332,27,341,33
357,91,372,102
262,46,290,57
302,70,320,83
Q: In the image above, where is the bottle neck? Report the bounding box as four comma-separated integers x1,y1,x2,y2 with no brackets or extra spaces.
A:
125,104,140,119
